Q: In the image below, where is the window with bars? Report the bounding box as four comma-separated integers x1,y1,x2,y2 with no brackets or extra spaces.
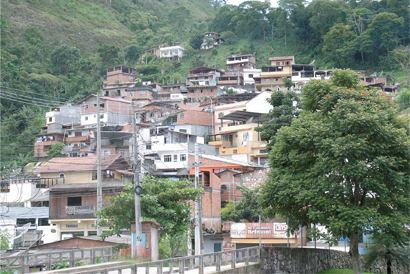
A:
164,155,172,162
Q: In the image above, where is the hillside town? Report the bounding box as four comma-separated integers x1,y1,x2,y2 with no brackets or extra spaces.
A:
1,42,400,270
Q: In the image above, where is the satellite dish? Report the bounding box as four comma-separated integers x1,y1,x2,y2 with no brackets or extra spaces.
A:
13,223,31,240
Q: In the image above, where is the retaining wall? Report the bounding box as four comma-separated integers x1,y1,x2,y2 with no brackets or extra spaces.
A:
260,247,409,274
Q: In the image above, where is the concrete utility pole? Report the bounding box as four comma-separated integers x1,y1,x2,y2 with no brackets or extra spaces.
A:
96,92,102,236
194,142,203,257
132,103,144,257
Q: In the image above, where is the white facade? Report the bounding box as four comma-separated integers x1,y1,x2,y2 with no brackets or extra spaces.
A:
291,69,333,93
159,46,184,59
245,92,273,113
81,113,108,126
45,106,81,126
243,69,261,85
151,136,189,170
0,182,48,207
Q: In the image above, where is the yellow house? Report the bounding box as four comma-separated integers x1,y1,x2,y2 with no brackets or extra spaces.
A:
35,155,131,186
254,56,295,92
209,111,269,165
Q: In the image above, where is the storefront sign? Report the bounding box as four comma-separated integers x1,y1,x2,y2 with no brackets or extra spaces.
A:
230,223,293,239
66,206,95,217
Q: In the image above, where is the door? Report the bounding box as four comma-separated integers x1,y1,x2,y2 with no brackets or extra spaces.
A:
214,243,222,252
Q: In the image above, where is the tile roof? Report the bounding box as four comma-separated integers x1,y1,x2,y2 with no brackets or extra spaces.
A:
35,155,127,173
178,104,203,111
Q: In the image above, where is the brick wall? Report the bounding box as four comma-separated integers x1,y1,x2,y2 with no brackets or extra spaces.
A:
177,110,213,126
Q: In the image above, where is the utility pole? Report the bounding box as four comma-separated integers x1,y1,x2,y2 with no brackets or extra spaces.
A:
96,92,102,236
194,142,203,257
132,103,144,257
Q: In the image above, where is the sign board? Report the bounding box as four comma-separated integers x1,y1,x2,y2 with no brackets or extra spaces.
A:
66,206,95,217
230,223,294,239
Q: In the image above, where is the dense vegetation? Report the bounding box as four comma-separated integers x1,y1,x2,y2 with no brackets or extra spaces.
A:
0,0,409,170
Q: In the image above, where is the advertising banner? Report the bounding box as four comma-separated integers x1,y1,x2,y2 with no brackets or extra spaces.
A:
230,222,294,239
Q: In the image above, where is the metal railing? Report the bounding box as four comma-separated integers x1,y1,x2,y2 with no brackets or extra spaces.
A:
69,246,260,274
1,246,112,273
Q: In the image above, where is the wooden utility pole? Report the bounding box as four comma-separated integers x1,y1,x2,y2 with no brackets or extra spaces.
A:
132,103,144,257
96,92,102,236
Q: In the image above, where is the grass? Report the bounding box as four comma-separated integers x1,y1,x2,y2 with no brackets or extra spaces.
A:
317,269,374,274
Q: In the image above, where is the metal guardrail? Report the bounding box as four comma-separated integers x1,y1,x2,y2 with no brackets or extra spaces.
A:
70,246,260,274
1,246,112,273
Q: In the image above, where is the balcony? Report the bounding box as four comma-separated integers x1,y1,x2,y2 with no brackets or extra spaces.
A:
218,80,239,85
220,146,248,155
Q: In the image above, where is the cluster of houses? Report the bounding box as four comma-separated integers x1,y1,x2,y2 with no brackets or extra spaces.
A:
0,50,394,265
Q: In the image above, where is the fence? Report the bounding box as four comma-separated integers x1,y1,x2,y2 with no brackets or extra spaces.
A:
1,246,112,273
65,246,260,274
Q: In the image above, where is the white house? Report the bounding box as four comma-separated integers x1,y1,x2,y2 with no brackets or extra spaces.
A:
159,46,184,59
243,68,261,85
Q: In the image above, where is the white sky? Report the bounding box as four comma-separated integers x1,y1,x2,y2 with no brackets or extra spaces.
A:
225,0,279,8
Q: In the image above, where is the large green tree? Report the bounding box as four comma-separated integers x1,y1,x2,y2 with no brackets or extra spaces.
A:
261,69,410,274
96,176,203,237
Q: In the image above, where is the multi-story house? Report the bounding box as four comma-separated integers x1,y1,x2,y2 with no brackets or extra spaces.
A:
102,65,137,97
78,95,132,127
124,86,154,106
186,67,221,103
208,92,272,165
35,105,82,160
254,56,294,92
213,101,248,135
219,54,257,87
35,155,131,240
159,46,184,60
201,32,224,50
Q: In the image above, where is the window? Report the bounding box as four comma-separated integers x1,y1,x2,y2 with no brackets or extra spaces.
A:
200,90,204,94
180,154,187,161
263,78,270,82
59,173,65,179
260,149,268,154
109,76,112,79
146,144,151,150
119,150,128,157
75,132,81,137
100,103,105,108
16,218,35,226
179,129,187,133
67,197,82,206
48,117,52,122
38,218,49,226
94,115,96,118
164,155,172,162
92,171,97,180
140,91,146,96
233,149,237,154
274,78,280,82
100,114,104,119
117,90,120,96
130,93,133,97
105,91,109,96
276,62,280,65
218,112,224,118
85,116,89,121
210,89,214,93
243,132,249,141
180,113,185,119
248,74,253,79
173,155,178,162
84,104,88,109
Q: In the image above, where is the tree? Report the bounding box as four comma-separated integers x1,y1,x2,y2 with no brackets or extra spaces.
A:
96,176,203,238
48,142,67,158
391,46,410,85
256,89,299,150
98,44,121,65
125,45,141,64
365,236,410,274
221,186,268,222
322,24,355,68
189,31,204,50
0,229,10,250
366,13,404,54
261,69,410,274
50,45,80,76
168,7,191,36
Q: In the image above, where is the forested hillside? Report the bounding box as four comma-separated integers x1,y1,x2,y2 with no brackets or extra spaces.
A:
0,0,409,171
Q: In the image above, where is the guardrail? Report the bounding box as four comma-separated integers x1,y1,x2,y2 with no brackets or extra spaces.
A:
1,246,112,273
65,246,260,274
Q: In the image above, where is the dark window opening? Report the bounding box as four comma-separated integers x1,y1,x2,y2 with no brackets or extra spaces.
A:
67,197,82,206
38,218,49,226
17,218,35,226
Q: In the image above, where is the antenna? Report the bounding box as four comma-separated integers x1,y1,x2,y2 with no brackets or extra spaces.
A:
13,223,30,240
